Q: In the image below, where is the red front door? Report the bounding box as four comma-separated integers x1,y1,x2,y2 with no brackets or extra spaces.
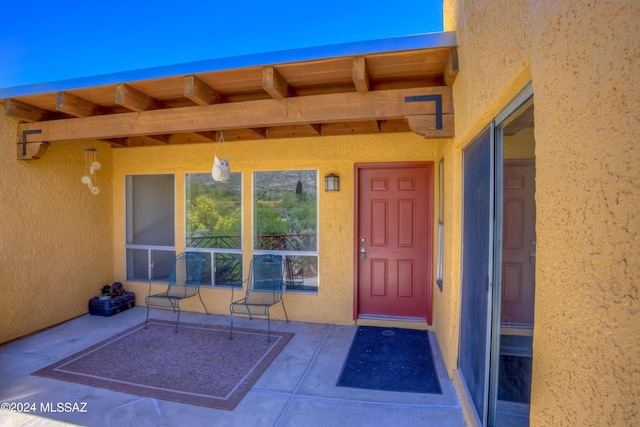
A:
355,163,433,323
501,159,536,325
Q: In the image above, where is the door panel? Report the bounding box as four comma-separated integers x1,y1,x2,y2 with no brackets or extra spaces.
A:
356,164,433,322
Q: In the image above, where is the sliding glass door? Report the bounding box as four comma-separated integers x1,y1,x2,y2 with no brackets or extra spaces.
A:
460,84,536,426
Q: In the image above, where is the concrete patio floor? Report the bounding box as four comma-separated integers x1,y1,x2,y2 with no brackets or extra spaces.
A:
0,307,466,426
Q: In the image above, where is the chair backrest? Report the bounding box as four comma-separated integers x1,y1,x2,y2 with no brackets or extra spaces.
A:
167,252,204,298
249,254,285,297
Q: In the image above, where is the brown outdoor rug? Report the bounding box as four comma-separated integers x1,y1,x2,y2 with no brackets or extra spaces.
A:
32,320,293,410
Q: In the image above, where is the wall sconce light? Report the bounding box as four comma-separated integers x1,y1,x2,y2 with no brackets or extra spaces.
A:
325,174,340,192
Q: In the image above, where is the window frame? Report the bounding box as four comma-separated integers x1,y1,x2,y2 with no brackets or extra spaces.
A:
125,174,176,283
252,169,319,293
436,157,445,291
184,172,244,288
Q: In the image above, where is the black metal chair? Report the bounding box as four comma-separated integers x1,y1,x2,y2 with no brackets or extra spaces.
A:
145,252,209,332
229,254,289,342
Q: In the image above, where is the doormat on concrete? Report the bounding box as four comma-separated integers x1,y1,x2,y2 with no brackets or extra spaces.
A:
33,320,293,410
337,326,442,394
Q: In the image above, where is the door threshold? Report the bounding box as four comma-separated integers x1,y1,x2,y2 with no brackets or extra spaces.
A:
357,315,428,329
358,314,426,322
500,324,533,336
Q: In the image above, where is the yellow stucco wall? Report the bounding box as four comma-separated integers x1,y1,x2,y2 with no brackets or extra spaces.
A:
112,132,445,326
444,0,639,425
0,113,114,344
430,139,462,378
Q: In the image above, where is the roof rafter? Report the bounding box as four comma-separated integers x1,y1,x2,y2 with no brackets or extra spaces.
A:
56,91,105,117
352,57,370,92
184,75,221,105
115,84,167,111
4,98,62,122
444,47,459,86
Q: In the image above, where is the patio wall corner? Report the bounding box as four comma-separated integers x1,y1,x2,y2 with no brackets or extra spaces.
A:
0,112,115,344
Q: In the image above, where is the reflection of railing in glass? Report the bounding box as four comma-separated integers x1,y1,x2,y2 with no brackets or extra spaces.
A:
187,233,318,291
214,253,243,287
284,256,318,291
254,233,317,251
186,235,241,249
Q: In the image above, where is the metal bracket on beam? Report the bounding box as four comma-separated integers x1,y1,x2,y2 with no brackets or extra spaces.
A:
404,95,443,130
22,129,42,156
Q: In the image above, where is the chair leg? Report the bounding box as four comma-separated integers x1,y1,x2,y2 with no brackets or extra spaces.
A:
174,301,181,333
281,299,289,323
229,311,234,340
198,292,209,315
144,302,151,329
266,310,271,343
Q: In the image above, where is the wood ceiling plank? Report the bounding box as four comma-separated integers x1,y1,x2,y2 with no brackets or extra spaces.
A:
274,58,353,87
115,84,166,111
126,135,171,146
70,85,121,106
195,68,264,93
56,92,105,117
267,124,321,139
218,128,267,141
184,75,222,105
19,87,452,142
167,132,217,144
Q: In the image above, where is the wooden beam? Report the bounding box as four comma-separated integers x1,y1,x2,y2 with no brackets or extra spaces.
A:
352,57,370,92
184,75,221,105
17,141,49,160
407,114,455,138
444,47,459,86
18,87,453,142
4,98,60,122
56,92,104,117
115,84,166,111
263,66,292,99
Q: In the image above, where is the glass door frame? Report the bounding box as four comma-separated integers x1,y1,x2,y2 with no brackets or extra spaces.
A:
488,82,534,426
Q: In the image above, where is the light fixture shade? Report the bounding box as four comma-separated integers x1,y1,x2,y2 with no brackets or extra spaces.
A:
325,174,340,192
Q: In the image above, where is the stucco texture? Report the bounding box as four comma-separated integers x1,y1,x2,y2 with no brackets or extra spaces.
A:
0,113,114,344
445,0,639,425
112,132,443,326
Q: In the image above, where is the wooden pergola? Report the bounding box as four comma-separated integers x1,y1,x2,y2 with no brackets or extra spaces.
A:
1,33,458,159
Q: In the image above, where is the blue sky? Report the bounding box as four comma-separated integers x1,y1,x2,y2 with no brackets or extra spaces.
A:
0,1,443,89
